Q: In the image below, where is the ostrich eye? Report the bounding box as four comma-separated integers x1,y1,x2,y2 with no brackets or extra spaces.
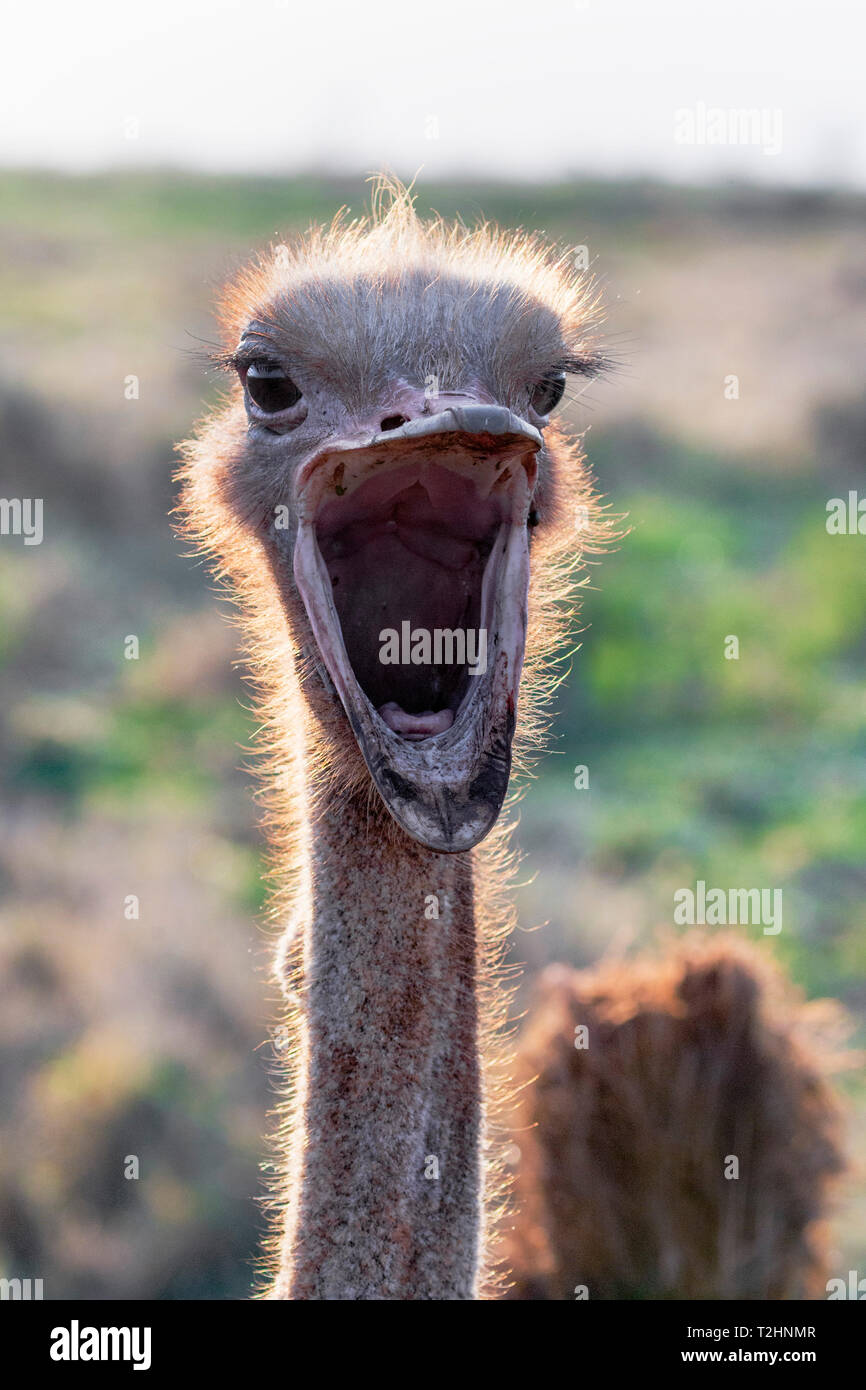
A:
530,371,567,416
245,359,302,413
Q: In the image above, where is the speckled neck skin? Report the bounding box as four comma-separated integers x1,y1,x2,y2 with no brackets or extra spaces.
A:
275,793,481,1300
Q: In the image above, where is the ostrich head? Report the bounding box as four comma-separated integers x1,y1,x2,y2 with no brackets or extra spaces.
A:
180,181,607,853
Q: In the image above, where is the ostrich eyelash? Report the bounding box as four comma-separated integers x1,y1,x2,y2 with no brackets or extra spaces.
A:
208,350,243,373
561,350,614,378
217,351,286,375
204,339,287,373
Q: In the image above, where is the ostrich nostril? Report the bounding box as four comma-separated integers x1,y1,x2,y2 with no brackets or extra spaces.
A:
380,414,409,431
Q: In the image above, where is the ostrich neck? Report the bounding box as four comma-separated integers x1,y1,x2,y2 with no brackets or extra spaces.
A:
278,792,482,1300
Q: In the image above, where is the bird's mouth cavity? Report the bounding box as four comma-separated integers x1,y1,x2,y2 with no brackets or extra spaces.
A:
293,406,541,852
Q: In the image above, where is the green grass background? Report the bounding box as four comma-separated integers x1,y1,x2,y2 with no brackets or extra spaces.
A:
0,173,863,1297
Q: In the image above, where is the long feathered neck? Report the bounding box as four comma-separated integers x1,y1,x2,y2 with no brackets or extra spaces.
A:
176,397,606,1299
272,789,483,1300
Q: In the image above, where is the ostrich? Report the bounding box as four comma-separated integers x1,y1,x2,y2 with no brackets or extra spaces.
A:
503,935,848,1300
177,180,609,1299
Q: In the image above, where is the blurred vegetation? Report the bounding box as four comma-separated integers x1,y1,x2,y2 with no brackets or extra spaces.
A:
0,172,863,1298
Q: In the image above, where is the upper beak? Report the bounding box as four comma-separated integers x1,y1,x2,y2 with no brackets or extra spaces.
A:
294,404,542,520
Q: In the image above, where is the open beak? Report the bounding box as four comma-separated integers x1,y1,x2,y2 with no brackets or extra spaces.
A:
293,404,542,852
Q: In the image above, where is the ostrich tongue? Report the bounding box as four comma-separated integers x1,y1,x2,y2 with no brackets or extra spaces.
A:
378,702,455,738
293,404,540,852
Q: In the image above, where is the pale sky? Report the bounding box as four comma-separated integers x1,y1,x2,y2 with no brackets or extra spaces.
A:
2,0,864,186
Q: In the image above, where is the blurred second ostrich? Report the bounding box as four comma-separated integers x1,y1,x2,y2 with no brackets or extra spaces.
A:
502,933,848,1300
